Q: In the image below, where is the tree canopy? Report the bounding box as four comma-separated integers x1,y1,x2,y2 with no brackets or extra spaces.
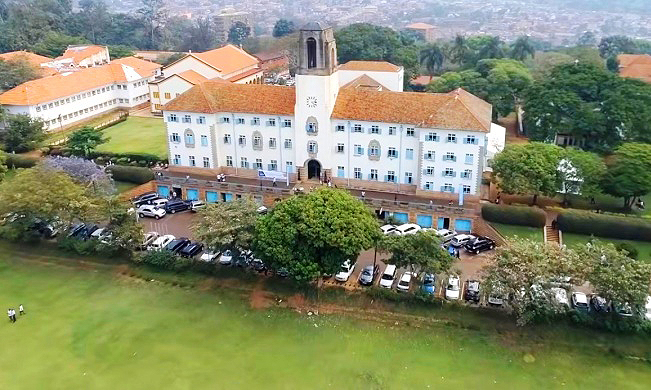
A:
192,197,259,251
228,21,251,46
0,57,40,92
601,143,651,209
272,19,295,38
0,114,45,153
379,230,452,274
68,126,106,157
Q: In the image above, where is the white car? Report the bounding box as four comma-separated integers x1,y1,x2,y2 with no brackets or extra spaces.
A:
200,249,220,262
550,287,569,306
488,283,506,306
644,296,651,321
395,223,421,236
151,198,169,208
335,260,356,282
379,264,397,288
435,229,457,242
148,234,175,250
396,272,416,292
137,204,166,219
190,200,206,212
219,249,234,265
571,292,589,312
140,232,159,249
445,275,461,300
450,234,475,247
380,224,397,235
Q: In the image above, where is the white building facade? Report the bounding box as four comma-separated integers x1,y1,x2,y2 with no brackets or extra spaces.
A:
162,23,505,198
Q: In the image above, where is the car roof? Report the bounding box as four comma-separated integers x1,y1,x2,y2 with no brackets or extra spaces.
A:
383,264,396,273
397,223,420,230
572,292,588,303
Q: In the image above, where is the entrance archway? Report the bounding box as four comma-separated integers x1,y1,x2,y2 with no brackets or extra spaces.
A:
307,159,321,180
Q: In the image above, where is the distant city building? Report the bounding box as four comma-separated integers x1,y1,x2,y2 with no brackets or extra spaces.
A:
254,51,290,77
214,10,253,43
405,22,437,42
618,54,651,84
0,51,58,77
57,45,110,68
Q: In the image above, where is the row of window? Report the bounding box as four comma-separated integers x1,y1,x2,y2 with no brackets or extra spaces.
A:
172,155,211,168
168,114,207,124
224,156,294,172
170,132,209,146
35,82,143,112
223,134,292,150
423,182,472,194
333,125,479,144
422,167,473,179
424,133,479,145
45,98,121,126
220,117,292,128
153,92,180,100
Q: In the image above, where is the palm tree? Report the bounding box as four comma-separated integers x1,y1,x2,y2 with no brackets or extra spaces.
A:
448,34,469,65
478,36,505,60
510,35,535,61
420,44,445,75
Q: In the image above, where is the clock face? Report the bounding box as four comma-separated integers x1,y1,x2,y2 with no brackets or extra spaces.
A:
306,96,318,108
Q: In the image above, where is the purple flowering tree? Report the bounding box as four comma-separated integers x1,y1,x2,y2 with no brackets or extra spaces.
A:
42,156,115,195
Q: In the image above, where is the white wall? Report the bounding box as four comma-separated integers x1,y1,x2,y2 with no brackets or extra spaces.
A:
149,76,194,112
485,123,506,171
164,56,222,79
337,69,404,92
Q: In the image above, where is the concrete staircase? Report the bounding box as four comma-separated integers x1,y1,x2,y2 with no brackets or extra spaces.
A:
544,225,561,245
473,218,506,246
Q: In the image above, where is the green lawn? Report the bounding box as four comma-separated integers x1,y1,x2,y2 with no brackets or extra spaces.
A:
490,222,544,242
562,233,651,263
1,244,651,388
114,180,139,194
97,117,167,158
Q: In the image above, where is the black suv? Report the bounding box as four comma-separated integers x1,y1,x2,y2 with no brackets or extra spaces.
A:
133,192,160,207
165,199,191,214
464,280,481,303
463,236,495,254
179,242,203,258
165,237,191,253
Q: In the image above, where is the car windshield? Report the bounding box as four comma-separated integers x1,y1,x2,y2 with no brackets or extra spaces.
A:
339,265,350,273
399,280,408,286
469,282,479,291
423,278,434,286
448,281,459,290
362,269,371,276
381,273,393,280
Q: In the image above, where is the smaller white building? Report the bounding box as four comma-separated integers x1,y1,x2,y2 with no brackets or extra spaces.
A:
57,45,110,68
337,61,404,92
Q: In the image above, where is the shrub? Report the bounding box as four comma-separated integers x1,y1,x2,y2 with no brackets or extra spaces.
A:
3,153,39,168
40,147,50,155
129,161,138,166
95,156,106,165
107,165,154,184
481,204,546,227
116,157,129,165
615,242,639,259
557,210,651,242
138,250,192,271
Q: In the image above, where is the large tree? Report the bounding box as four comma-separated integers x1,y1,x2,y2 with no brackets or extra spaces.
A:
254,188,380,283
0,57,40,92
601,143,651,209
419,43,445,75
598,35,637,59
228,21,251,46
42,156,115,196
0,114,45,153
379,230,452,274
491,142,563,205
448,34,469,66
477,36,505,60
272,19,295,38
192,197,259,251
30,31,88,57
509,35,535,61
558,148,606,202
0,152,7,182
137,0,168,49
67,126,106,157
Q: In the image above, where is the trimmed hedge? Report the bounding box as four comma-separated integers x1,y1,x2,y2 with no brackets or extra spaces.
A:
107,165,154,184
88,151,162,166
556,210,651,242
482,204,546,228
3,153,39,168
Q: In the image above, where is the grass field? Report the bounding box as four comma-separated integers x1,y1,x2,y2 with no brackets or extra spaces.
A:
114,180,139,194
1,243,651,388
490,222,544,242
97,117,167,158
562,233,651,263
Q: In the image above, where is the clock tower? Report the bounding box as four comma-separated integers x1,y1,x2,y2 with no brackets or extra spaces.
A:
294,22,340,180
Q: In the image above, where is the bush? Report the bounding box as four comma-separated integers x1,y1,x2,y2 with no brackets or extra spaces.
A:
94,156,106,165
106,165,154,184
87,151,162,166
557,210,651,241
3,153,39,168
481,204,547,227
116,157,129,165
138,250,192,271
615,242,639,259
40,147,50,155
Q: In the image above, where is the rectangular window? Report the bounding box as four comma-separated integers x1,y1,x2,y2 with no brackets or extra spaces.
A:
354,168,362,179
424,182,433,190
240,157,249,169
337,166,345,178
425,132,439,142
354,144,364,156
464,135,478,145
369,146,380,157
444,168,456,177
266,118,276,126
442,183,454,193
443,152,456,162
189,156,196,167
283,119,292,127
307,122,317,133
269,138,277,148
461,169,472,179
253,136,262,148
405,148,414,160
286,161,293,173
388,126,396,135
200,135,208,146
370,125,380,134
387,147,397,158
406,128,415,137
237,118,245,125
164,92,171,99
238,135,246,146
447,133,457,143
182,115,191,123
221,117,230,123
425,166,435,175
269,160,278,171
308,141,317,154
224,134,232,144
369,169,378,181
284,139,292,149
404,172,413,184
336,124,345,132
353,124,363,133
336,143,344,153
117,85,122,90
385,171,396,183
255,159,263,170
197,116,205,124
167,114,178,122
203,157,210,168
463,185,471,194
170,133,180,143
185,133,194,145
65,98,70,103
424,150,435,160
226,156,233,167
173,154,181,165
153,92,159,98
465,153,474,164
251,117,260,125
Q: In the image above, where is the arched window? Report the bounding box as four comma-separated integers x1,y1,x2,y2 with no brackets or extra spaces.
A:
368,140,381,161
184,129,195,147
330,47,336,67
307,37,317,69
252,130,263,150
306,116,318,134
307,141,318,154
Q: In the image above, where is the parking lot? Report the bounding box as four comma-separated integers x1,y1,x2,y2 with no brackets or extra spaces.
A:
137,209,496,299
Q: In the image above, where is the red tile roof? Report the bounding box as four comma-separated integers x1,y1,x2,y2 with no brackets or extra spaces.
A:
618,54,651,83
226,67,263,82
111,56,161,78
0,51,57,76
177,70,208,84
58,45,107,64
192,44,260,75
338,61,402,72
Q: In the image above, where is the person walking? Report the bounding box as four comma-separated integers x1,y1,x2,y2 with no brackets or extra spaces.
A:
455,248,460,259
361,191,366,200
272,177,277,187
7,308,12,323
19,304,24,315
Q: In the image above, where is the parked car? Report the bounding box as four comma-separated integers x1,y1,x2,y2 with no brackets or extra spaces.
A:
75,224,98,240
165,199,191,214
590,295,610,313
219,249,234,265
257,206,268,215
358,264,380,286
488,283,506,306
464,280,481,303
396,272,416,292
395,223,421,236
379,264,397,288
137,204,166,219
148,234,175,251
139,232,159,250
571,292,589,312
612,301,634,317
463,236,496,254
132,192,159,207
151,198,169,208
235,252,252,267
67,223,86,238
31,219,60,238
450,234,476,247
550,287,569,307
190,200,206,212
435,229,456,243
380,224,397,235
200,249,220,262
276,267,289,277
335,259,356,282
252,258,267,273
421,273,436,295
445,275,461,300
165,237,190,254
179,242,203,258
90,228,112,244
644,296,651,321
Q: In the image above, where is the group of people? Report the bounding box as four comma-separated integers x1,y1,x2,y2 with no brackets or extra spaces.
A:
216,174,227,182
6,305,24,323
447,245,461,259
